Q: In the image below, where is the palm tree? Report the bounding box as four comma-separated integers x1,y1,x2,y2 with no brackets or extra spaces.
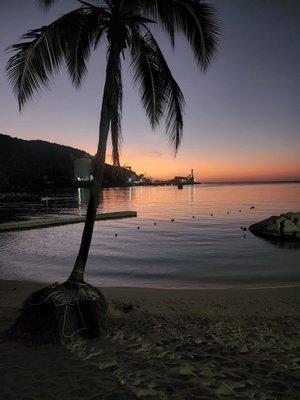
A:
5,0,219,344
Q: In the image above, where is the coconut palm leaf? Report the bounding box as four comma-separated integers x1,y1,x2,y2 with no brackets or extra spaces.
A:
143,0,220,70
64,5,108,87
36,0,59,10
145,29,185,152
6,9,83,109
130,27,184,152
130,26,168,129
110,96,122,167
36,0,107,9
107,47,123,166
6,4,109,107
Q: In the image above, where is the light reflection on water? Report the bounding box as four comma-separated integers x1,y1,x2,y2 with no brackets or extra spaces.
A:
0,183,299,288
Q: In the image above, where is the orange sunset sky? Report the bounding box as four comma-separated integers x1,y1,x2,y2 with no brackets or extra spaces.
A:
0,0,299,182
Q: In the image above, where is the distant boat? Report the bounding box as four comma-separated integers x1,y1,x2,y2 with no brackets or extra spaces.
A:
178,184,183,190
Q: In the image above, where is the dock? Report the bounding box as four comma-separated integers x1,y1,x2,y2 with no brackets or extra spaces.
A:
0,211,137,233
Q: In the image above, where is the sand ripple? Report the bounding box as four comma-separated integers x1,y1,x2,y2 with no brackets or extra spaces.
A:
1,314,299,399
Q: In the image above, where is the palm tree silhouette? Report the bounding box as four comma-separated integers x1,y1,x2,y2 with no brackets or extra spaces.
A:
6,0,219,343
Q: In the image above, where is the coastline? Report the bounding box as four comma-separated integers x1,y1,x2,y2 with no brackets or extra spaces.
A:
1,278,299,321
1,180,299,203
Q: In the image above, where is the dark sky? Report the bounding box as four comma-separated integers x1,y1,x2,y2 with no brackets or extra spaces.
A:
0,0,299,181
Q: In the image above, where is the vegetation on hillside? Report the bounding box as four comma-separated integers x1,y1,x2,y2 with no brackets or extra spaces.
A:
0,133,137,192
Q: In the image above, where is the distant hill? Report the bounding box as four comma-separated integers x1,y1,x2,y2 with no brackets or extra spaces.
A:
0,134,138,192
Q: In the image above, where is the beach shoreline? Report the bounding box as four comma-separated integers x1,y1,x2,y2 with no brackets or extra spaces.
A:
1,279,299,399
1,278,300,319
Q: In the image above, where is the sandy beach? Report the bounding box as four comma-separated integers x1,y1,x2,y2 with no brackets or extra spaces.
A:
0,279,299,400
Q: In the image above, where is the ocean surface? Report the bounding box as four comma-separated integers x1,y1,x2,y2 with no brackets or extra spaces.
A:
0,183,299,289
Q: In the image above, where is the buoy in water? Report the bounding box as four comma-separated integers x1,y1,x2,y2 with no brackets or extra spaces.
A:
171,219,175,222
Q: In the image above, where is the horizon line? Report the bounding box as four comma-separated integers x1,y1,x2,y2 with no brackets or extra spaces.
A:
1,133,299,184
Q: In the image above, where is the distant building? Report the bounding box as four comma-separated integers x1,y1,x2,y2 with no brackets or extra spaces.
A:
74,157,93,182
174,169,195,185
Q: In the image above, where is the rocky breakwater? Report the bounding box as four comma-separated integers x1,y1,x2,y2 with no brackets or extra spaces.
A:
249,212,300,239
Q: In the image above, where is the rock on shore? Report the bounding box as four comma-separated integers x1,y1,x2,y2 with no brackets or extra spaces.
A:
249,211,300,239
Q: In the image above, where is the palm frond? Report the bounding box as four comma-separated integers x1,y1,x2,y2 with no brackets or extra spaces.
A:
143,0,220,70
130,27,185,152
118,0,143,14
141,0,176,46
78,1,109,10
145,29,185,152
109,60,123,167
36,0,57,10
65,6,108,87
6,9,83,109
110,100,122,166
129,27,168,129
106,46,123,166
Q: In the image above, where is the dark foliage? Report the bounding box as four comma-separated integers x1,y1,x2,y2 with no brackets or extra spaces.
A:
0,133,138,192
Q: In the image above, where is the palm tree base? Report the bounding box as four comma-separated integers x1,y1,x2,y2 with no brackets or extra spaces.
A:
3,281,108,345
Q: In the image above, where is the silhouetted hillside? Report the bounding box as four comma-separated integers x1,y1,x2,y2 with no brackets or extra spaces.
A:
0,134,137,192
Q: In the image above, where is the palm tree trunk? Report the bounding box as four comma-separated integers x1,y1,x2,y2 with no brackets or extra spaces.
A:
67,57,115,284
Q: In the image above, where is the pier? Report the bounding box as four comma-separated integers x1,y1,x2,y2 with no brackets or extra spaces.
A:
0,211,137,233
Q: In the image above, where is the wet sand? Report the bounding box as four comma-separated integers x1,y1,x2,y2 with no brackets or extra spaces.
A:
0,279,299,399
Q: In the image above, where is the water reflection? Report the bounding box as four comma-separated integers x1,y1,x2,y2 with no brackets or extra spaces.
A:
77,188,91,214
101,187,133,211
128,186,132,202
1,183,300,224
0,183,299,288
189,185,195,203
77,188,83,217
255,235,300,250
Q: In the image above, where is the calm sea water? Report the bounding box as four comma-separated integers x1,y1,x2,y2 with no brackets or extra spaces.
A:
0,183,299,289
